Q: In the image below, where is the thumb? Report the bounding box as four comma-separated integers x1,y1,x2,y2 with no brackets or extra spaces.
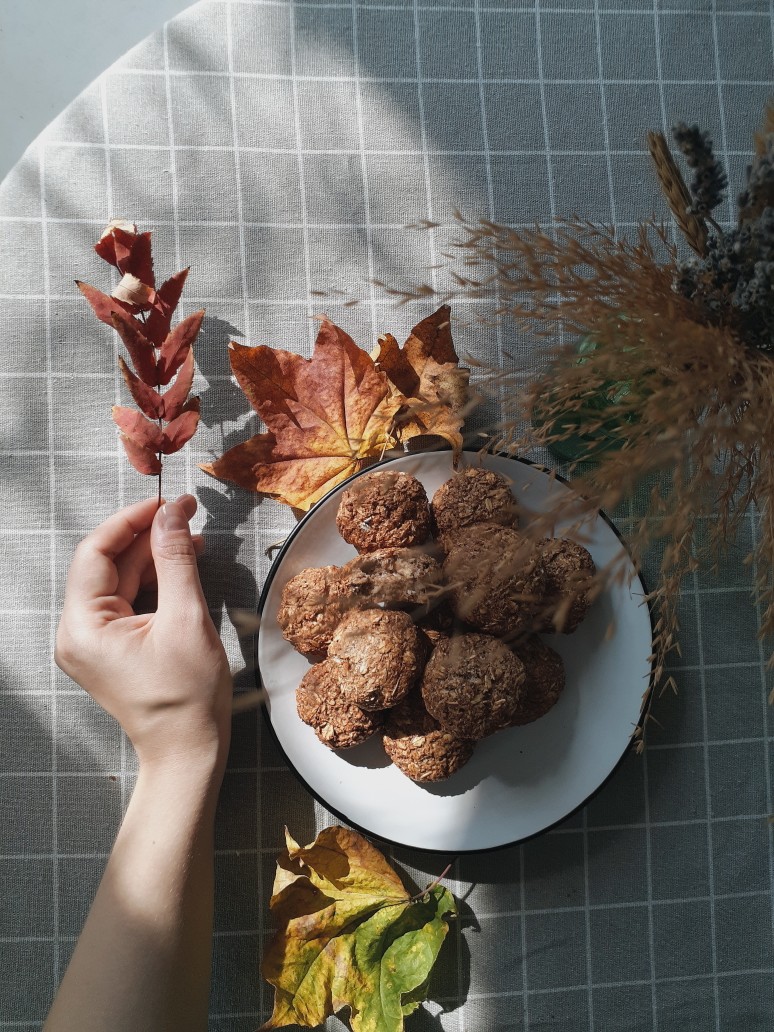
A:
150,500,207,615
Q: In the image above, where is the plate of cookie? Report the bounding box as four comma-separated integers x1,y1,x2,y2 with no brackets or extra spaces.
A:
256,450,653,853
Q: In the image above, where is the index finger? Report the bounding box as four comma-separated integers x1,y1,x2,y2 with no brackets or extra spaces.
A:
63,497,163,608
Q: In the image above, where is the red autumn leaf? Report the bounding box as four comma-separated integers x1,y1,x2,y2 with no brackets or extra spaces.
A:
112,406,164,452
160,348,196,421
110,310,158,387
119,435,162,476
117,357,164,420
161,398,200,454
94,221,137,267
95,224,154,288
143,268,190,346
76,280,143,329
201,319,403,511
122,231,154,287
157,309,205,385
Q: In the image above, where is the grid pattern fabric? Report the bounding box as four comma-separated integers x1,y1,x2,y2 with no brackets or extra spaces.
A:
1,1,773,1029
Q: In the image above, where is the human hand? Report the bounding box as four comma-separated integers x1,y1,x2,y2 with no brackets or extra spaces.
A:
55,495,232,773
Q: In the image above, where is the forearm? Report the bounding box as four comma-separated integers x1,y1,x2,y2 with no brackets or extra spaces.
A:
44,755,225,1032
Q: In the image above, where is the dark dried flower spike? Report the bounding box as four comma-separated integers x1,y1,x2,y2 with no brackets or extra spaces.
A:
672,121,727,219
739,134,774,223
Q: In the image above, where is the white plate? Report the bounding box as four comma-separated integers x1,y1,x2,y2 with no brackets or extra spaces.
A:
257,451,652,853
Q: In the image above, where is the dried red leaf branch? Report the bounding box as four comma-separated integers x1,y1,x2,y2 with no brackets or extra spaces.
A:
77,221,203,492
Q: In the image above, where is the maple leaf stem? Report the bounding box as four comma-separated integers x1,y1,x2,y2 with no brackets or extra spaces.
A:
138,307,164,507
408,860,455,904
156,407,163,509
364,858,456,918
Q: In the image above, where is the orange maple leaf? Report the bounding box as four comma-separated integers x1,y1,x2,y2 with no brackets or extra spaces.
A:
201,320,404,511
374,305,470,455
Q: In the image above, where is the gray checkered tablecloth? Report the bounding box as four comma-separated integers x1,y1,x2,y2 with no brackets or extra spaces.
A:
1,1,773,1028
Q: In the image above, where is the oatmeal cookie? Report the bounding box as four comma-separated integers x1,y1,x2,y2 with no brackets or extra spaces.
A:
337,547,443,611
510,636,565,725
443,525,546,638
328,608,422,711
296,660,383,749
421,633,525,739
383,691,474,781
431,467,519,545
277,565,356,654
336,471,431,552
536,538,596,633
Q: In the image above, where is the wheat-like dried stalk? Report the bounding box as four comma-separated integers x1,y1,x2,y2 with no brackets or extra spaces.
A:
647,131,708,256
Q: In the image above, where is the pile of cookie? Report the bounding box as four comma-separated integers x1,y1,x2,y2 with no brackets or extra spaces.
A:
277,467,596,783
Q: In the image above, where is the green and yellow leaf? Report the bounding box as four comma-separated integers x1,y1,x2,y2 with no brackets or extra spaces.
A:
261,826,456,1032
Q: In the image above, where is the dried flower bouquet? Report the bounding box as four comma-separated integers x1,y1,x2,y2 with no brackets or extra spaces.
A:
395,106,774,727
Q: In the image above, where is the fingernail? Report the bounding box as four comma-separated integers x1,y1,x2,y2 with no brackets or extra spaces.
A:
158,502,188,533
